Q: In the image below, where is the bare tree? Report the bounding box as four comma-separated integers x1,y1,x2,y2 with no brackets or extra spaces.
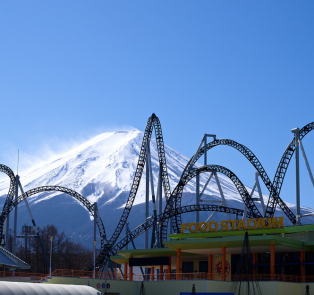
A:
15,224,92,273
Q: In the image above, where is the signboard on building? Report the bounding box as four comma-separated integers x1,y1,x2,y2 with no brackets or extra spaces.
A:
181,217,284,234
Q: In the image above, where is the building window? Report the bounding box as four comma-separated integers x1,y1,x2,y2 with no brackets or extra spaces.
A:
199,261,208,273
182,261,194,273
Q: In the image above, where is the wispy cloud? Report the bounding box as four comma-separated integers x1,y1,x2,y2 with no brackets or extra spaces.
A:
0,124,137,181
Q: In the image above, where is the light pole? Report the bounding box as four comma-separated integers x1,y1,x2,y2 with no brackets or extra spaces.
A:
93,240,97,279
49,236,54,277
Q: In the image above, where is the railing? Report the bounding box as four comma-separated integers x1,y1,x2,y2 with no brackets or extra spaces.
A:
6,269,314,283
230,274,302,282
0,271,48,281
131,272,216,281
51,269,121,279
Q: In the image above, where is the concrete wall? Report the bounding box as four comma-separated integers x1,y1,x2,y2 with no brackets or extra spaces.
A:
46,276,314,295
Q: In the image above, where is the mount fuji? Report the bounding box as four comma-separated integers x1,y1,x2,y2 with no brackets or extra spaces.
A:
0,130,313,249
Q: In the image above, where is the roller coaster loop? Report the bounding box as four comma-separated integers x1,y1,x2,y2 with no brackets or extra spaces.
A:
172,139,275,232
160,164,262,240
0,185,107,249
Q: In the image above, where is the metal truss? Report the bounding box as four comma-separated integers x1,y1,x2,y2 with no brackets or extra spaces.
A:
107,113,172,248
0,165,16,243
86,204,244,271
162,164,262,238
173,139,276,231
0,116,312,271
0,164,16,211
175,137,302,226
0,185,107,249
265,122,314,222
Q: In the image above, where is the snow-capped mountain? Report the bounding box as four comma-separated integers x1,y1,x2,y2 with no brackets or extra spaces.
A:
0,130,313,248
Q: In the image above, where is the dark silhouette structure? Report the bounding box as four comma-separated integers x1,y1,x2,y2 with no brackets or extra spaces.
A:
230,231,262,295
191,283,196,295
139,281,146,295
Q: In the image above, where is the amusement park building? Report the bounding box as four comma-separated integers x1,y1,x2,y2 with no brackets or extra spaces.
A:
44,217,314,295
109,218,314,291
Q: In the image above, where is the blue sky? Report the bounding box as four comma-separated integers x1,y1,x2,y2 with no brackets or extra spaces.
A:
0,1,313,209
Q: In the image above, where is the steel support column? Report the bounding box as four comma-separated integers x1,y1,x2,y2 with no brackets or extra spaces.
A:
299,140,314,188
145,145,149,249
5,213,10,250
158,166,162,216
255,173,266,215
292,128,301,224
196,173,200,223
214,172,231,220
13,175,19,255
125,222,128,250
204,136,207,166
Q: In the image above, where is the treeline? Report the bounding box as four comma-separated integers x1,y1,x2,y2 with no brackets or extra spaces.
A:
7,224,92,274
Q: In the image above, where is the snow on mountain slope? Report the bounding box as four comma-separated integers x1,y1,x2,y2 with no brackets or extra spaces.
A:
0,130,313,247
0,129,246,208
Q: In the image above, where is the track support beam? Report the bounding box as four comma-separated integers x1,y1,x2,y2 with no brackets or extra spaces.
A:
292,128,301,224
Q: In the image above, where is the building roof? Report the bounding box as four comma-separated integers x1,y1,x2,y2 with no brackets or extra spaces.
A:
0,246,30,269
110,225,314,264
168,223,314,240
111,247,199,264
0,251,17,267
0,281,100,295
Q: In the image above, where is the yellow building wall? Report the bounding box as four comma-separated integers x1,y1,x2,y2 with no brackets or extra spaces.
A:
212,254,231,281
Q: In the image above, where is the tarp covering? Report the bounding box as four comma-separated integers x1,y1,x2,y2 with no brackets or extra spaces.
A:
0,281,100,295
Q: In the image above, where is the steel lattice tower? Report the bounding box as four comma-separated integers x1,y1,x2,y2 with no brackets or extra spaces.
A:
138,282,146,295
230,231,262,295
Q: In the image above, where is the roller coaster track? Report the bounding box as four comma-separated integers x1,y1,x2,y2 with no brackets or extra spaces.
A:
86,163,257,270
0,115,313,272
0,164,16,209
173,138,296,227
107,113,172,248
0,185,107,249
0,165,16,241
171,139,273,232
87,204,244,270
161,164,262,239
265,122,314,221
